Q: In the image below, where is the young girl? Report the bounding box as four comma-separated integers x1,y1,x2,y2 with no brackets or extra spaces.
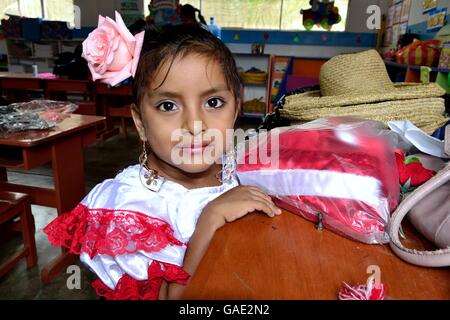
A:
44,21,281,300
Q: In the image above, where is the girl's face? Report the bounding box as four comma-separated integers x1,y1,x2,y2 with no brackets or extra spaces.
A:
132,53,238,175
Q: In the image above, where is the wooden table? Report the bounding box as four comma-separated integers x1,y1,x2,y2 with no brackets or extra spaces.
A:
0,72,39,81
0,73,95,109
44,79,97,116
182,210,450,300
0,72,131,140
0,114,105,283
95,83,133,141
0,72,43,102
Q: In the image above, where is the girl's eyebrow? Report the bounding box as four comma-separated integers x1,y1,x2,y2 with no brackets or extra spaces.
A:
199,86,230,97
150,85,230,99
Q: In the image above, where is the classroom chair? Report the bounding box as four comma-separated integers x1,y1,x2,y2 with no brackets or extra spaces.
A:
0,191,37,279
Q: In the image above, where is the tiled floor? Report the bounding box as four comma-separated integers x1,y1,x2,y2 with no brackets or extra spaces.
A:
0,119,259,299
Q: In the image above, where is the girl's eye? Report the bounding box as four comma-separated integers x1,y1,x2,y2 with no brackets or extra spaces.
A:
205,97,224,109
157,101,178,112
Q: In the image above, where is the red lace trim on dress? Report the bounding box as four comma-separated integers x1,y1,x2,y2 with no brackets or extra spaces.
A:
43,204,184,258
92,261,190,300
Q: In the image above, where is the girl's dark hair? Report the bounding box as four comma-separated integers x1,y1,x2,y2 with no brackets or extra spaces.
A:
132,24,242,111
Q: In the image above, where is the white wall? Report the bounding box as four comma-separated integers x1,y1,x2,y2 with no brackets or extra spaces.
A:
346,0,388,33
74,0,144,27
407,0,450,26
74,0,113,27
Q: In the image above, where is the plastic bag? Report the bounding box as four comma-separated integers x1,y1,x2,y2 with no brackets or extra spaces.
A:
236,117,400,244
395,39,441,67
0,100,78,133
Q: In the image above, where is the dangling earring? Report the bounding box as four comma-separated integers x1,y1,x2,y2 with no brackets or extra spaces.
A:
139,140,148,167
139,141,165,192
216,147,237,183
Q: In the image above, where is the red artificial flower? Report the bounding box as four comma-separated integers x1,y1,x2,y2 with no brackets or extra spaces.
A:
395,150,435,187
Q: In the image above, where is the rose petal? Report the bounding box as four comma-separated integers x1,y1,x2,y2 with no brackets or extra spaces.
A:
114,11,136,53
102,16,120,33
81,38,89,59
98,15,105,26
90,34,107,56
83,31,109,72
99,23,118,37
88,63,104,81
101,63,133,86
105,47,115,66
108,39,132,71
94,61,108,75
131,31,145,77
110,36,120,52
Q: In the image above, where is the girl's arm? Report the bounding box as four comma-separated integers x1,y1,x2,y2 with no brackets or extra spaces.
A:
165,211,219,300
162,185,281,300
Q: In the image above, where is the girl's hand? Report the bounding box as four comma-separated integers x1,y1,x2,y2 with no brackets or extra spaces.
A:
201,186,282,230
167,186,281,300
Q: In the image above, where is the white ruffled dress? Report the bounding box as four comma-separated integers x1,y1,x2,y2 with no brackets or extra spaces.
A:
44,164,238,299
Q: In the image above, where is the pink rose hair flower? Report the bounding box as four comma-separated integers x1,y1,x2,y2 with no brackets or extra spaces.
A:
82,11,145,87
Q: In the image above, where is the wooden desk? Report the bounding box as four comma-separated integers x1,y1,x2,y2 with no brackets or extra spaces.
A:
0,73,132,137
95,83,133,141
0,72,43,102
44,78,91,94
0,72,39,80
182,211,450,300
44,79,97,116
0,114,105,284
0,73,95,110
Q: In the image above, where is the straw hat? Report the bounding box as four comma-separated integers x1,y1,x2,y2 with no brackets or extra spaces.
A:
281,49,448,133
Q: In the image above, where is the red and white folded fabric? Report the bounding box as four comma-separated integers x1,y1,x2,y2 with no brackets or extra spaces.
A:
44,164,238,299
338,275,386,300
236,118,400,244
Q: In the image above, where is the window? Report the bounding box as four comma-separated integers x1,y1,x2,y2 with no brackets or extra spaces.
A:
280,0,349,31
143,0,348,31
43,0,75,26
1,0,75,27
18,0,42,18
1,1,22,18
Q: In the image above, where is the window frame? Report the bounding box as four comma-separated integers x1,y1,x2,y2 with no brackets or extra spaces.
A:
1,0,74,23
144,0,349,32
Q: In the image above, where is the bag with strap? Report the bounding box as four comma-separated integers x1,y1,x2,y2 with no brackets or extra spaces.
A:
388,126,450,267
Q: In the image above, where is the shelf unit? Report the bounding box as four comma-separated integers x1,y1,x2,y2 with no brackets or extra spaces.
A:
385,60,450,74
233,53,272,119
5,38,83,73
265,56,326,113
242,82,268,87
385,60,450,93
268,56,291,113
232,54,327,117
239,113,268,119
